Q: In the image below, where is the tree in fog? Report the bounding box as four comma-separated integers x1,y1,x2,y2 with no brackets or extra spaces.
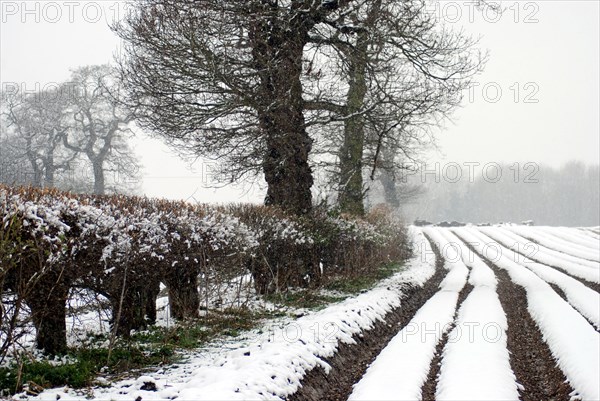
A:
2,85,77,188
305,0,483,215
402,162,600,226
0,130,33,186
114,0,484,215
62,65,139,195
1,67,140,194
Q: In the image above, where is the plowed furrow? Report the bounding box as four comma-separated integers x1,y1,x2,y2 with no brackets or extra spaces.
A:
419,281,474,400
456,237,574,401
288,243,447,401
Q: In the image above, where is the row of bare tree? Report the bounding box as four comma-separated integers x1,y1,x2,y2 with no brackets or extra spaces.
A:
0,65,139,195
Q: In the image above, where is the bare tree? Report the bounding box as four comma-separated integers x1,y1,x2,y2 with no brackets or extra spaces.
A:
305,0,484,215
1,68,140,195
2,85,77,188
0,130,33,186
113,0,365,215
377,145,425,208
62,65,139,195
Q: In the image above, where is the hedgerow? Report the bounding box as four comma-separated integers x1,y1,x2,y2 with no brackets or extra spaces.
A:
0,184,409,357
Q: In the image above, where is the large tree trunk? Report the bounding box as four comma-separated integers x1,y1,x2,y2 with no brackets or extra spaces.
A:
380,148,400,208
263,125,314,216
163,262,199,320
380,169,400,208
109,283,155,337
32,167,43,187
338,32,369,216
44,163,55,189
106,264,160,337
252,8,314,216
92,160,106,195
41,149,55,189
261,46,313,216
26,273,69,355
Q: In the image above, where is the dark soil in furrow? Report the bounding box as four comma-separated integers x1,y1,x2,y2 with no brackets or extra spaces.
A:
287,236,447,401
455,237,575,401
581,227,600,236
420,281,474,400
527,258,599,293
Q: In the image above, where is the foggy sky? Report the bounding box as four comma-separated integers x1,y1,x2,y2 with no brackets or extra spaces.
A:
1,0,598,203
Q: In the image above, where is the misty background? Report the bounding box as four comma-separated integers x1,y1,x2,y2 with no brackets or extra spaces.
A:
1,0,599,225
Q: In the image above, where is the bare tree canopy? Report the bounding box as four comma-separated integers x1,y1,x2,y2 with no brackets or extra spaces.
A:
114,0,483,215
62,65,139,195
2,84,76,188
114,0,388,215
0,66,140,194
303,0,484,214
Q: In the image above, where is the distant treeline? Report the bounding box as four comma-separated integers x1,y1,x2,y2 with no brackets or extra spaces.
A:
399,161,600,226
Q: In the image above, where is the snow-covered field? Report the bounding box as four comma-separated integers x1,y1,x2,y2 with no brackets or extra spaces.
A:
11,225,600,401
350,225,599,401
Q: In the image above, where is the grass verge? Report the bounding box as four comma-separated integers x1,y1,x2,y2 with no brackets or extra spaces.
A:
0,263,405,396
324,262,405,293
0,308,273,397
265,261,405,310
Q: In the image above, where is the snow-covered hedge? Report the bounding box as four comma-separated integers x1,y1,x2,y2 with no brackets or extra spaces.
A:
308,205,408,278
0,185,408,355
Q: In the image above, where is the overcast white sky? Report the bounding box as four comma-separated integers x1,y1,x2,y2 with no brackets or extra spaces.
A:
1,0,598,203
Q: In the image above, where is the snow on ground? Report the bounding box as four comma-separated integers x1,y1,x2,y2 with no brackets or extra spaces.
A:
434,229,519,401
495,226,599,270
475,228,600,330
578,227,600,239
538,226,600,252
457,227,600,400
504,225,600,263
18,228,436,401
348,227,469,401
477,227,600,284
9,225,599,401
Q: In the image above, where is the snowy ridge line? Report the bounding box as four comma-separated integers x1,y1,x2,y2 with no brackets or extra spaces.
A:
434,228,519,400
421,228,474,299
456,227,600,401
478,227,600,284
549,226,600,248
496,226,600,269
509,225,600,263
420,228,474,401
539,226,600,251
472,227,600,331
545,226,600,249
348,228,469,401
454,231,574,400
21,229,435,401
504,226,600,264
546,283,600,334
578,227,600,239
